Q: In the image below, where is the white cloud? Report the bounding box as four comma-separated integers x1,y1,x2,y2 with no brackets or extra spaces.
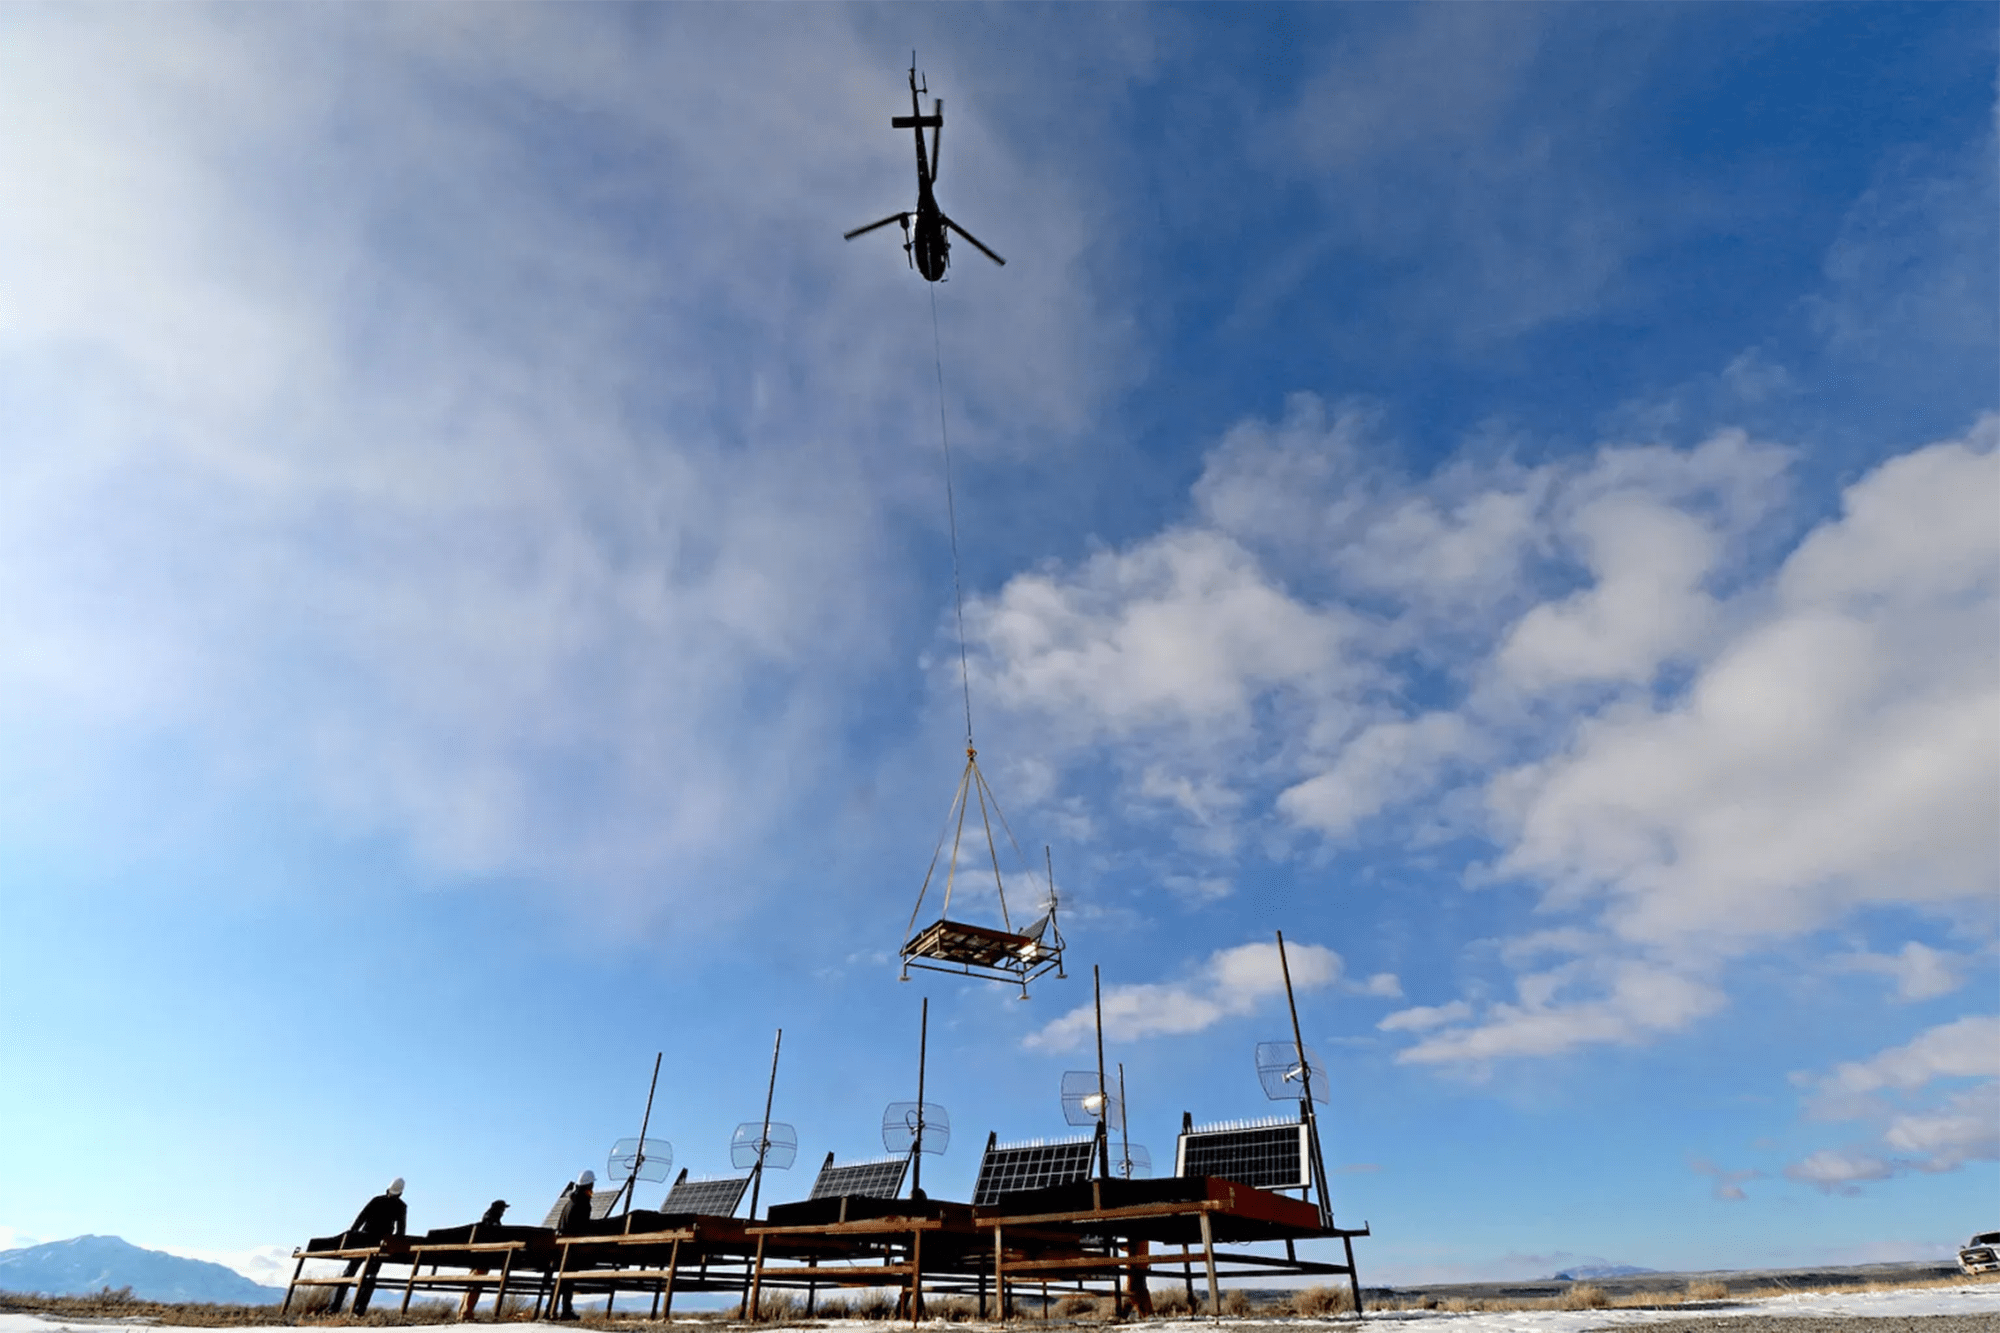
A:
1494,493,1718,690
1786,1016,2000,1189
1490,420,2000,955
1394,958,1725,1065
1883,1085,2000,1170
1279,712,1476,837
1688,1157,1761,1202
1378,1000,1472,1033
970,527,1356,739
1834,942,1966,1002
1024,939,1345,1051
1808,1014,2000,1105
1785,1149,1895,1191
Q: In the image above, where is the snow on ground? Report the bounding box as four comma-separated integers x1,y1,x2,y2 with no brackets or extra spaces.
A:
4,1283,1999,1333
1156,1282,2000,1331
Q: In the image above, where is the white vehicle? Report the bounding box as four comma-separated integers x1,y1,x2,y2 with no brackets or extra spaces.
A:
1959,1231,2000,1275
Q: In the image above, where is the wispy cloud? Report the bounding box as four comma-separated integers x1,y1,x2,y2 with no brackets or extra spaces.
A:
1023,939,1361,1051
1784,1015,2000,1190
1688,1157,1762,1202
1831,942,1966,1002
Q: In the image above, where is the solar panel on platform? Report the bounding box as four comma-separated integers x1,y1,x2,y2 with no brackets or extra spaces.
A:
1175,1117,1310,1191
808,1154,910,1201
661,1173,751,1217
972,1136,1097,1207
537,1186,610,1228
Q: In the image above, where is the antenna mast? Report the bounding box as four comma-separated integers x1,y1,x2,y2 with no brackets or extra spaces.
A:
618,1052,663,1216
747,1029,782,1222
913,998,929,1197
1094,965,1110,1181
1276,932,1333,1228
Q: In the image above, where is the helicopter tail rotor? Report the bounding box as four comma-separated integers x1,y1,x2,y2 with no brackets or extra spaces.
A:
942,216,1005,267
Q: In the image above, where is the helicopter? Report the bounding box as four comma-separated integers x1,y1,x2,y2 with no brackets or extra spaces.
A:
844,60,1005,281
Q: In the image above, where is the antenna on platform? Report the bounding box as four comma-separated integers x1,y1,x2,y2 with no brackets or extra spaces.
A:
602,1053,670,1216
883,1102,952,1155
1111,1061,1150,1180
883,997,950,1197
1056,965,1121,1178
1273,931,1334,1229
1060,1070,1123,1130
1255,1042,1329,1103
736,1031,794,1218
735,1029,792,1318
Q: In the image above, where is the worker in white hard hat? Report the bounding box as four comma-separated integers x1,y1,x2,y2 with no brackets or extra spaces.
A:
328,1178,407,1314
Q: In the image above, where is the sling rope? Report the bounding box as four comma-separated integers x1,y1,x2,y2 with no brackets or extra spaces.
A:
930,281,976,750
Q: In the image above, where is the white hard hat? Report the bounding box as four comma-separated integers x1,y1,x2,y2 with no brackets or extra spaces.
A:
388,1178,405,1196
578,1170,595,1186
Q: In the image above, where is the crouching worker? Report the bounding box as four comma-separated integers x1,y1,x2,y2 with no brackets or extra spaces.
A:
553,1171,595,1319
458,1200,511,1320
327,1177,407,1314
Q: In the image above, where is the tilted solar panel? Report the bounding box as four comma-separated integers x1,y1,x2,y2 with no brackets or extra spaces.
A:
1175,1117,1310,1191
537,1186,613,1228
661,1173,751,1217
972,1136,1097,1208
808,1154,910,1201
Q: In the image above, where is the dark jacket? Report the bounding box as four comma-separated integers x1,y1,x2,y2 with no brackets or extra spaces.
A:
351,1192,407,1240
557,1185,594,1233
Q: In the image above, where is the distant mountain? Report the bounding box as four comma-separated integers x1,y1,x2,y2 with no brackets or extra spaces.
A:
0,1235,284,1305
1551,1264,1658,1280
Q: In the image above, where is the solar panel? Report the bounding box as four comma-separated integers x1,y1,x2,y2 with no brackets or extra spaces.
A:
1175,1117,1310,1191
661,1173,752,1217
808,1154,910,1201
972,1136,1098,1207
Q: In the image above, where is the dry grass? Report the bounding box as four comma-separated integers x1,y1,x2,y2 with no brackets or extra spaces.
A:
1356,1268,2000,1317
1291,1284,1355,1316
804,1290,897,1321
0,1289,295,1326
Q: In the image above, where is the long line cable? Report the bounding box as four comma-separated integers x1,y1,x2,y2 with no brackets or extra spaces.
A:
929,281,976,749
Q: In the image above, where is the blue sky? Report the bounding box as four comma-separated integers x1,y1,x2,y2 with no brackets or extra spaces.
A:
0,2,1994,1292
